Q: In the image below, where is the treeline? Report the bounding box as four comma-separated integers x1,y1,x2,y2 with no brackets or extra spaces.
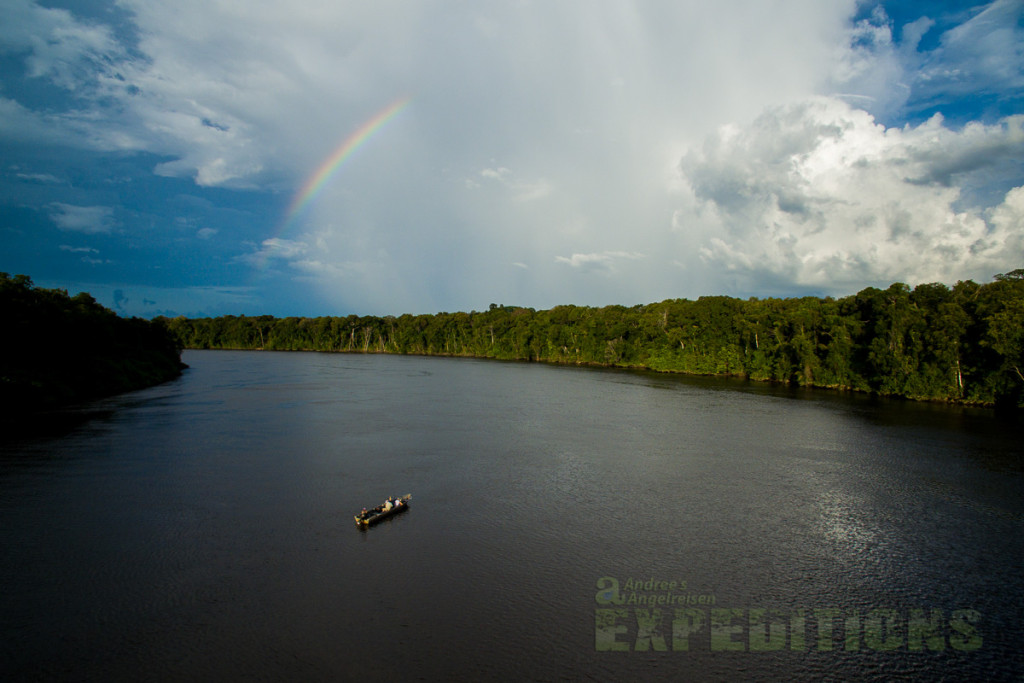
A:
163,271,1024,407
1,273,185,414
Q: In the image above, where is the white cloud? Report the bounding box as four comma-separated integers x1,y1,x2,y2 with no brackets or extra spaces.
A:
1,0,859,188
58,244,109,265
555,251,645,273
48,203,115,233
16,171,62,184
260,238,307,259
988,185,1024,235
480,168,510,181
291,259,354,278
916,0,1024,102
236,237,308,267
34,280,260,317
3,1,1022,313
826,1,1024,121
0,0,122,90
476,166,552,202
0,97,65,144
674,98,1024,291
827,6,913,118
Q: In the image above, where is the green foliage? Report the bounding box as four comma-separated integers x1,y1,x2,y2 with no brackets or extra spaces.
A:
1,273,185,414
163,271,1024,407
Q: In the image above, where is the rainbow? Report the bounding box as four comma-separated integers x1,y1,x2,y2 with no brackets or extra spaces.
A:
281,96,411,232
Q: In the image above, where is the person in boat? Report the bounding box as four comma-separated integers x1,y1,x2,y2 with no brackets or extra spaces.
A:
383,498,393,512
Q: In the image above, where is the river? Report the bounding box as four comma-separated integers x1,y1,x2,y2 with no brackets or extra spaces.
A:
2,350,1022,681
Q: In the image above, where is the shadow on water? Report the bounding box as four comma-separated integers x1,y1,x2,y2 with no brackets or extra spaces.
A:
0,406,116,445
625,366,1024,472
0,377,187,476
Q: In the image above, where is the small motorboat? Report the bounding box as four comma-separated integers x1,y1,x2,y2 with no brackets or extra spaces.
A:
355,494,411,527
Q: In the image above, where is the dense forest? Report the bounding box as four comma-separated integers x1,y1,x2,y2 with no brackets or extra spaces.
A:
164,271,1024,408
1,273,185,415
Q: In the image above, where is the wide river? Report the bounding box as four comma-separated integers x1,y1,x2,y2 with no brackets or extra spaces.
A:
2,350,1022,681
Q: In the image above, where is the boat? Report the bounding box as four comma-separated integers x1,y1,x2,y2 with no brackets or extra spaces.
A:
355,494,411,527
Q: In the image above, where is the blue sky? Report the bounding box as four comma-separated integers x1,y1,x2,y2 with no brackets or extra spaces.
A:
1,0,1022,318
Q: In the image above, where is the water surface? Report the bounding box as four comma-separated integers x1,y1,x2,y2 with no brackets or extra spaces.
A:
2,350,1021,681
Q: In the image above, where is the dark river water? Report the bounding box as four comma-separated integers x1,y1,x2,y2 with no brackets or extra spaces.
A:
2,350,1022,681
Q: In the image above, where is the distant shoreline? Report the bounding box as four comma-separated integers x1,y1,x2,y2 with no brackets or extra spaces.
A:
163,272,1024,410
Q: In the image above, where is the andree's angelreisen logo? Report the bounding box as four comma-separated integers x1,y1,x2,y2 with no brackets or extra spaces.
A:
595,576,982,653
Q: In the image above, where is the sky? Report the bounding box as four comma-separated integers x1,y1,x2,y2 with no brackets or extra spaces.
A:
1,0,1022,318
